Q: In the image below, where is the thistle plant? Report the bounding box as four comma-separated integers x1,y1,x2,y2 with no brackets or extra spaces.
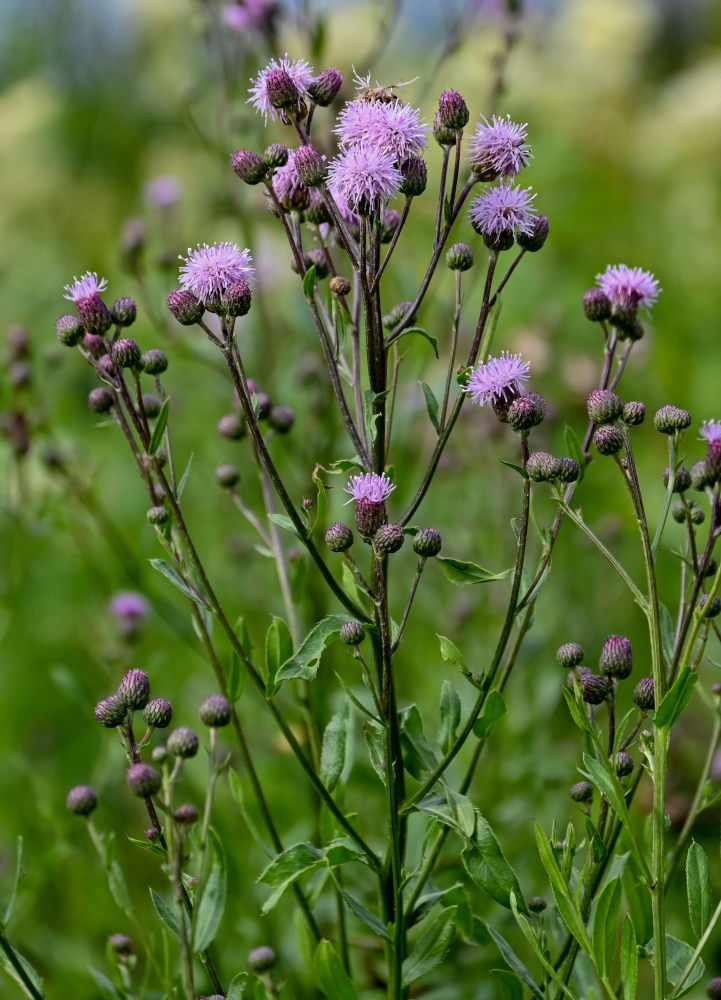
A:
2,30,719,1000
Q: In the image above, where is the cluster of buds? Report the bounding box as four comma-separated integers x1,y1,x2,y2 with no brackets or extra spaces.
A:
583,264,660,341
585,389,648,457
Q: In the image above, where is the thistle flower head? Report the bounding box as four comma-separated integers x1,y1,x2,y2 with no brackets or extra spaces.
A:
468,115,531,178
223,0,280,34
469,181,536,240
271,149,310,210
179,243,254,308
63,271,108,303
248,54,313,122
464,351,531,407
110,591,148,621
596,264,660,312
334,99,427,162
700,420,721,444
327,144,402,215
345,472,396,504
144,174,182,209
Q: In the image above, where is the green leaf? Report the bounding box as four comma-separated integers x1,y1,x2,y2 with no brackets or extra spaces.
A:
275,615,352,684
149,558,212,611
534,822,591,951
258,843,325,914
437,634,467,672
146,398,170,455
437,557,511,586
472,691,507,741
402,907,456,985
267,512,299,536
336,885,391,941
150,888,179,936
438,681,461,753
592,877,622,980
3,836,23,925
313,940,357,1000
320,698,351,792
302,264,317,302
686,841,711,940
659,603,674,667
620,914,638,1000
0,943,45,999
654,666,698,730
647,934,704,997
444,194,452,225
500,460,529,479
622,856,653,946
265,616,294,692
490,969,524,1000
564,424,585,483
310,467,329,536
227,973,249,1000
509,891,580,1000
390,327,438,357
580,755,644,873
362,388,390,445
177,452,194,499
228,653,245,704
87,966,120,999
486,924,545,1000
420,381,440,433
462,815,526,911
364,723,385,784
192,829,226,953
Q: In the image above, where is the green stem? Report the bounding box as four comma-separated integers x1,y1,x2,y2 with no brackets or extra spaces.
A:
0,930,45,1000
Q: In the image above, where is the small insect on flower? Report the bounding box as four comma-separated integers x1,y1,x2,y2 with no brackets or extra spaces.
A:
63,272,108,303
179,243,254,309
595,264,660,313
464,351,531,408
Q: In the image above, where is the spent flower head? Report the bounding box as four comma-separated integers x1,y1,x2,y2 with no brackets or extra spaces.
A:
248,54,313,122
596,264,660,312
179,243,254,308
468,115,531,178
63,272,108,303
464,351,531,407
327,144,402,215
469,181,536,241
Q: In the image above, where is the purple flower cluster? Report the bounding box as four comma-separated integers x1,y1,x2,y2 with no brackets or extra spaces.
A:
464,352,531,407
179,243,254,307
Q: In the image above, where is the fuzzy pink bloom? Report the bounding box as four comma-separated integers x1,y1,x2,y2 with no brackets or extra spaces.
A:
700,420,721,444
344,472,396,503
223,0,280,33
335,99,427,162
469,181,536,239
327,144,401,214
179,243,254,306
63,271,108,303
464,351,531,407
110,591,149,621
247,54,313,122
596,264,660,312
270,149,308,208
144,174,182,208
468,115,531,177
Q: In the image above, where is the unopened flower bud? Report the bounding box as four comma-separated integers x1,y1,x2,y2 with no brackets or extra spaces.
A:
525,451,562,482
380,209,401,244
654,405,692,435
557,642,584,668
433,110,457,146
570,781,593,803
599,635,632,679
143,698,173,728
557,457,581,483
231,149,267,185
633,677,655,711
215,463,240,488
78,293,113,335
294,145,327,186
516,215,549,252
66,784,97,815
118,668,150,710
264,143,288,168
140,349,168,375
326,523,353,552
147,505,169,525
482,227,515,253
615,751,634,777
266,68,298,110
663,465,690,493
56,314,84,346
253,392,272,419
340,620,365,646
248,945,277,972
413,527,442,558
174,803,200,825
587,389,623,424
374,522,405,554
577,668,610,704
111,338,141,369
446,242,474,271
622,401,645,426
88,387,114,413
355,499,387,539
126,762,161,797
108,933,133,956
690,504,705,524
199,694,232,727
704,557,718,579
583,288,612,322
593,425,624,455
399,156,427,197
268,406,295,433
507,393,546,431
94,695,127,728
111,298,137,327
141,393,162,419
698,593,721,618
167,726,199,758
168,289,204,325
308,68,343,106
151,745,167,764
528,896,547,913
217,413,246,439
691,461,714,491
329,276,351,296
382,301,415,330
84,332,106,358
672,499,688,523
437,89,469,131
707,978,721,999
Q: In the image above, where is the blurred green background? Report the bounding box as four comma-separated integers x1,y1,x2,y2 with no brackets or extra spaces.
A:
1,0,721,996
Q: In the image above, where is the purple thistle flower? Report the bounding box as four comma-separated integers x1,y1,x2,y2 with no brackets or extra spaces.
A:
468,115,531,178
327,144,402,215
248,54,313,123
110,591,149,621
144,174,182,208
335,99,427,162
271,149,309,210
464,351,531,407
179,242,254,307
595,264,661,312
469,180,536,240
344,472,396,504
63,271,108,303
700,420,721,444
223,0,280,34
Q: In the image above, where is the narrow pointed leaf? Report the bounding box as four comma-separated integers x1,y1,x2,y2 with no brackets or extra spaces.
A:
313,940,357,1000
192,829,226,953
686,841,711,940
591,877,622,979
402,907,456,985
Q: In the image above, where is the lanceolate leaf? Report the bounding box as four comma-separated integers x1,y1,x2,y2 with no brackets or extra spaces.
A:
486,924,545,1000
149,558,213,611
275,615,352,686
313,940,357,1000
437,557,511,586
591,877,622,980
192,829,227,953
402,907,457,986
420,381,440,432
686,841,711,940
654,666,698,730
620,914,638,1000
462,815,526,911
319,698,352,792
147,398,170,455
